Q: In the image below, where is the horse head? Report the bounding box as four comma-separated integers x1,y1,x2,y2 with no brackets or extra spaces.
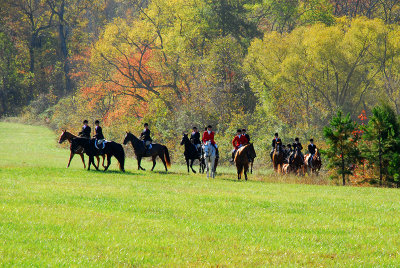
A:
180,133,189,146
58,130,72,144
123,132,134,145
314,149,321,161
202,141,214,158
275,143,281,155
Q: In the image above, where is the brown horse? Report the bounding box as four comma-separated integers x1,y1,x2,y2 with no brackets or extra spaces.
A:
304,148,322,176
272,144,284,173
58,130,104,168
234,143,256,180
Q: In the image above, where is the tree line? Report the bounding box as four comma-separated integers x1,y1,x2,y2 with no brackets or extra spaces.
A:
1,0,400,184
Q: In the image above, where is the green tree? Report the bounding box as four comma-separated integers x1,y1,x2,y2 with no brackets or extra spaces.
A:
323,111,361,185
362,104,400,185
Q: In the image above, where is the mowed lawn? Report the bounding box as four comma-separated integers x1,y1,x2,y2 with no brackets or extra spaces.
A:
1,122,400,266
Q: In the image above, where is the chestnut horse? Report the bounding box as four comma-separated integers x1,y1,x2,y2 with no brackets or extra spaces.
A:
234,143,256,180
58,130,104,168
272,144,284,173
304,148,322,176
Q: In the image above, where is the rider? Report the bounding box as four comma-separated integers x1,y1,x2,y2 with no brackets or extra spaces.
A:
284,144,292,164
202,125,219,159
230,129,248,162
307,138,317,168
78,120,91,138
140,123,153,151
270,133,282,161
242,129,250,143
290,137,303,163
190,127,201,150
202,125,216,147
94,120,105,150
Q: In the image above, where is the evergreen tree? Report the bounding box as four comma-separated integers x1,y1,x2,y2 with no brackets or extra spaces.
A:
323,111,361,185
362,104,400,185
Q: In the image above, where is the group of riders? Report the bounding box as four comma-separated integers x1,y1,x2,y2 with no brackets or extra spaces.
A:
77,120,317,167
270,133,318,168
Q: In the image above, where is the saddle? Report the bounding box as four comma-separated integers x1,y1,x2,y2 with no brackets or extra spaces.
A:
95,139,107,150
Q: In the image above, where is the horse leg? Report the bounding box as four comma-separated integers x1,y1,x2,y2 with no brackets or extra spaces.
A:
190,159,196,173
102,155,106,168
186,158,190,173
96,155,100,168
211,157,215,178
104,155,111,171
151,155,157,171
244,164,249,181
206,159,210,178
159,153,168,172
92,156,99,170
67,151,74,168
138,156,145,171
79,153,86,169
250,161,253,174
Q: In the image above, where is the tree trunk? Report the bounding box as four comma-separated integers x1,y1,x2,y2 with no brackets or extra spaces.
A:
378,135,382,185
342,154,345,186
341,141,345,186
57,0,71,95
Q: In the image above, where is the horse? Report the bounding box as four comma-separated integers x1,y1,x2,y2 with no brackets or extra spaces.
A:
202,141,217,179
234,143,256,180
290,147,304,176
71,137,125,172
272,143,284,173
123,132,171,172
304,148,322,176
58,130,104,169
180,133,205,173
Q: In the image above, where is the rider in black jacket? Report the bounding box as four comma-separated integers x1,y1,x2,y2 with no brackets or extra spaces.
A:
78,120,91,138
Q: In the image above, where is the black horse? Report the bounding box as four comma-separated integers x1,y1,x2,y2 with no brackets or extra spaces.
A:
71,138,125,172
180,133,205,173
123,132,171,172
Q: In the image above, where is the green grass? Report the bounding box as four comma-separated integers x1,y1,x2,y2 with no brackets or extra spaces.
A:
1,122,400,266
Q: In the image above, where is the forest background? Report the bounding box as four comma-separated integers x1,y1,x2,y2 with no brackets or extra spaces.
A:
2,0,400,184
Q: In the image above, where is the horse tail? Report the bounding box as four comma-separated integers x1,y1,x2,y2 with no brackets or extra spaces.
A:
164,146,171,168
237,163,244,176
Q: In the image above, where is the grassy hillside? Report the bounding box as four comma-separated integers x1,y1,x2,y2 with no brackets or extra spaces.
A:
1,122,400,266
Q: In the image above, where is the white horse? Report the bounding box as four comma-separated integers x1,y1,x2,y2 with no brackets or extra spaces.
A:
202,141,217,179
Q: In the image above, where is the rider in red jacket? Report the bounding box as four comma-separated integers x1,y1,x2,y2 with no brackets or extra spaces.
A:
230,129,248,162
202,125,216,145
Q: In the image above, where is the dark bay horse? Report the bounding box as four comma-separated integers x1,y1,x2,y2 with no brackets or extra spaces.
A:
291,147,304,176
71,138,125,172
234,143,256,180
123,132,171,172
180,133,205,173
272,144,284,173
304,148,322,176
58,130,104,169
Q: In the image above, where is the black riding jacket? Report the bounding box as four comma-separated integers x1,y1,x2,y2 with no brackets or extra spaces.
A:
190,132,201,145
244,133,250,143
308,144,316,155
272,138,282,148
79,125,91,138
95,126,104,140
292,142,303,151
140,128,152,142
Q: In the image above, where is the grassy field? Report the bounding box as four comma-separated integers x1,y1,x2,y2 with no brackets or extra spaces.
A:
1,122,400,266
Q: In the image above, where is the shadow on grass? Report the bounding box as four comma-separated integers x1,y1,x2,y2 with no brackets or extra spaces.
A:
86,169,144,176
